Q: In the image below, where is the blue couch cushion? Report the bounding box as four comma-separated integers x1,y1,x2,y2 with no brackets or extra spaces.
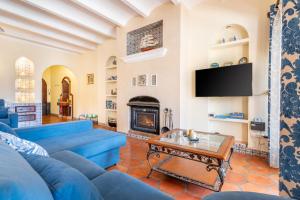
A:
92,170,173,200
0,141,53,200
36,129,126,157
203,192,289,200
0,122,18,136
0,107,8,118
51,150,106,180
23,154,103,200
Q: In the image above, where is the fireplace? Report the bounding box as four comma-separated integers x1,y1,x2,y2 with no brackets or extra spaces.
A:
127,96,160,135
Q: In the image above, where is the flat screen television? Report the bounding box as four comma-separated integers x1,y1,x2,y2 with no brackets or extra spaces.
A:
195,63,252,97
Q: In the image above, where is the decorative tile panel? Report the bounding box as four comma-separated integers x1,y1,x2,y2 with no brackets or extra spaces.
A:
127,20,163,55
7,102,42,128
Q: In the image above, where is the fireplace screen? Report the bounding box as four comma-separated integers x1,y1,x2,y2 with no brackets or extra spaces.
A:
137,113,155,129
130,106,160,135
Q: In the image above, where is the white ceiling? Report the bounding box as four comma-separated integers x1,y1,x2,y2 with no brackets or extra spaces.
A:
0,0,204,54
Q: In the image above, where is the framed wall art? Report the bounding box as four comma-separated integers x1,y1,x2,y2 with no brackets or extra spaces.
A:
137,74,147,86
87,73,94,85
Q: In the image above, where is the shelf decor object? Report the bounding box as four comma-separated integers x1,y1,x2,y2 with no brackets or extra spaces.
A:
15,57,35,103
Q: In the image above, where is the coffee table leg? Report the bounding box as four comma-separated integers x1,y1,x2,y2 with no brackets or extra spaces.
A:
207,159,226,191
146,150,160,178
217,161,225,191
227,148,234,170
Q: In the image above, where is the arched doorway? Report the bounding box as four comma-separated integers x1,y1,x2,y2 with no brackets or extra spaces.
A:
42,65,77,122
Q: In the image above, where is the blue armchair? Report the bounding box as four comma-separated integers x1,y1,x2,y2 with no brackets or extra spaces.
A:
0,99,18,128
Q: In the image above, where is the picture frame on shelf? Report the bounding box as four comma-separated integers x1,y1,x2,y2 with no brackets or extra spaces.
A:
137,74,147,86
87,73,94,85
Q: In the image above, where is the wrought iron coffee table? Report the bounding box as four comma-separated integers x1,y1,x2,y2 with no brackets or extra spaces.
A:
146,129,234,191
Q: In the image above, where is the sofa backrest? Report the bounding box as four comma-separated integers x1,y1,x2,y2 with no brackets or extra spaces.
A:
0,99,4,108
0,140,53,200
15,120,93,141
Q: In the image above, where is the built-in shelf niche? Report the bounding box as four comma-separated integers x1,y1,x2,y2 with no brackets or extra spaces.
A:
105,56,117,128
207,24,251,145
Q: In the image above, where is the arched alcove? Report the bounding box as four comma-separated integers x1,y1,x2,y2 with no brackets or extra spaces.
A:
15,57,35,103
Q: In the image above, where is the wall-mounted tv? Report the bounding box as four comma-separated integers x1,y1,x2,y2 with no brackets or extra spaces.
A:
195,63,252,97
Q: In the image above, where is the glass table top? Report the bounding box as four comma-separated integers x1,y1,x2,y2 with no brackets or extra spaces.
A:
159,130,226,152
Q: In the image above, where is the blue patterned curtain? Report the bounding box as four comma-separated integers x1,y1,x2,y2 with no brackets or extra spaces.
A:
280,0,300,198
268,4,281,169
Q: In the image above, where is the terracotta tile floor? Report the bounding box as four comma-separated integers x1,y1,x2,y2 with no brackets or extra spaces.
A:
110,137,279,200
42,116,279,199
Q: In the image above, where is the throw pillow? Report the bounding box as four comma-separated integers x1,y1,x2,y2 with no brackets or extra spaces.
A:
0,131,49,157
22,154,103,200
0,122,18,136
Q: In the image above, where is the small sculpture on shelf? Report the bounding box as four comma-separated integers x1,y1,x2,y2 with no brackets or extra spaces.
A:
239,57,248,64
107,75,117,81
110,89,117,95
112,58,117,65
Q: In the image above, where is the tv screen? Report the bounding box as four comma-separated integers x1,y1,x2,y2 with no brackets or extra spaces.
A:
195,63,252,97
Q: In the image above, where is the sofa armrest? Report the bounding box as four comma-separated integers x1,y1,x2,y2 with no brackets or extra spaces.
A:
15,120,94,141
8,113,18,128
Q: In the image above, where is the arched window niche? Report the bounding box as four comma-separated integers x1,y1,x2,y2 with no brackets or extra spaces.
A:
15,57,35,103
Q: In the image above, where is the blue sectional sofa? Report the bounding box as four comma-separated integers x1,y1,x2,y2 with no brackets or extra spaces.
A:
0,99,18,128
0,120,173,200
15,120,125,168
